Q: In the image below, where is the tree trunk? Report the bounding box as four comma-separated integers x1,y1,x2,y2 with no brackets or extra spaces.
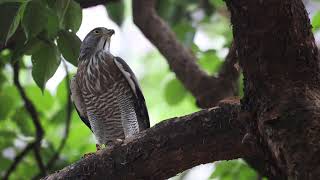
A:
226,0,320,179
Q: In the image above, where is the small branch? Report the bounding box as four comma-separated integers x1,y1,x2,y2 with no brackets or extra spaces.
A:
3,143,35,180
132,0,239,108
43,103,256,180
32,61,73,180
45,61,72,170
6,63,46,178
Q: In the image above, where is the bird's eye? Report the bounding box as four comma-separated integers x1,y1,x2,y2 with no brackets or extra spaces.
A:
94,30,99,34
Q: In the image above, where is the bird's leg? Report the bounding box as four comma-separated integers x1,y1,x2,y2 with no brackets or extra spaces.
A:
103,139,124,149
83,140,123,158
96,144,102,151
82,144,103,158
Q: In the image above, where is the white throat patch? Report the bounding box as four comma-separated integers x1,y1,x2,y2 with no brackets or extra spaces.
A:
104,40,110,52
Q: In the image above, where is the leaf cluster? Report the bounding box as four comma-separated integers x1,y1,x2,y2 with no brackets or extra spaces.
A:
1,0,82,91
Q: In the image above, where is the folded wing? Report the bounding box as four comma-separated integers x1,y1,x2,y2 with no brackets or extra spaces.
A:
113,57,150,130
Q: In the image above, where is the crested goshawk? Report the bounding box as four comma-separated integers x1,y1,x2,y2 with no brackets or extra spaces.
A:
70,27,150,149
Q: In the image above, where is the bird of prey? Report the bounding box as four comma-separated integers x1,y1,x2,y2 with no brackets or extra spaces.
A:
70,27,150,150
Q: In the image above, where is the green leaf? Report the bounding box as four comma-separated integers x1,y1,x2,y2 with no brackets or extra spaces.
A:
0,150,15,171
210,160,259,180
10,37,43,62
25,85,54,112
23,38,45,55
5,1,28,44
198,50,222,74
55,0,82,32
9,27,27,62
45,8,60,38
0,71,7,89
0,93,15,120
0,2,20,43
56,76,69,105
312,11,320,31
53,0,69,19
164,77,187,105
50,106,67,124
156,0,186,26
3,85,21,106
64,0,82,32
0,85,21,120
173,22,195,47
0,49,12,66
0,0,28,4
106,1,125,26
22,0,48,39
156,0,175,23
209,0,225,8
31,41,61,91
57,30,81,66
12,107,34,135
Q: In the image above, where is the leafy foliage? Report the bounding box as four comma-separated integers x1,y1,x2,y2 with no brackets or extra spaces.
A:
312,11,320,31
210,160,266,180
164,77,188,106
1,0,82,91
31,41,61,90
5,1,27,44
0,3,20,44
106,1,125,26
57,30,81,66
22,0,48,40
198,50,223,75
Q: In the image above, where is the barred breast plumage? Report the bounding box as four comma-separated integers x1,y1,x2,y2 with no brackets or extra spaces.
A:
72,50,149,145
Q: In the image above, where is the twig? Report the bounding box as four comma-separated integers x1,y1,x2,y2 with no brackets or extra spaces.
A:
3,63,46,179
32,61,73,180
46,61,73,170
3,143,35,180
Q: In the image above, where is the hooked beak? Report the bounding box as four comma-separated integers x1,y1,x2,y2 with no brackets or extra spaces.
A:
107,29,115,36
102,30,114,51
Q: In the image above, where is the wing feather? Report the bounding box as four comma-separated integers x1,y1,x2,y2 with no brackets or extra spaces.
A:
70,76,92,131
114,57,150,130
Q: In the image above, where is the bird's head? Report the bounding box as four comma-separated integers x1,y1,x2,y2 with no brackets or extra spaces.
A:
79,27,115,59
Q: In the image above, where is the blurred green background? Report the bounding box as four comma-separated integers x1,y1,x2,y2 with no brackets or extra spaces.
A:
0,0,319,179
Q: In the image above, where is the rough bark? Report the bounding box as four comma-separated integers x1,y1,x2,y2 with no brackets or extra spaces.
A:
42,103,255,180
226,0,320,179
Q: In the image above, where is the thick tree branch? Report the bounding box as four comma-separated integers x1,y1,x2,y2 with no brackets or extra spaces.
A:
132,0,239,108
3,63,46,180
43,103,255,180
